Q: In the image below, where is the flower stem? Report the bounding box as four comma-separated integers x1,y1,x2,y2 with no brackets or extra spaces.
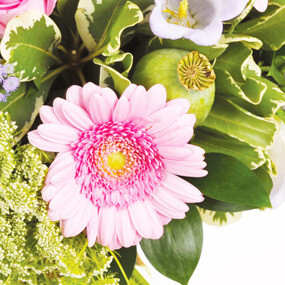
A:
81,47,106,63
42,64,70,83
106,247,130,285
76,68,87,85
228,0,255,34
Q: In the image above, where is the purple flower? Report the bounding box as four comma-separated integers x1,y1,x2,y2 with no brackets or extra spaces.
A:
0,93,7,103
0,65,7,83
3,64,15,75
3,77,20,93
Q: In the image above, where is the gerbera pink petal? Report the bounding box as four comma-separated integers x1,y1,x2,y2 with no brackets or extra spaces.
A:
62,101,94,131
39,106,61,124
87,208,99,247
89,93,112,124
116,209,137,248
121,84,137,100
66,85,84,109
158,146,192,160
148,105,182,134
82,82,103,113
28,130,72,152
42,183,61,202
129,199,163,239
145,84,167,115
129,85,147,118
112,96,130,122
101,87,118,112
37,124,79,144
164,161,208,177
157,212,172,225
45,151,76,184
98,206,117,246
167,98,190,115
162,172,204,203
53,98,74,126
60,199,94,237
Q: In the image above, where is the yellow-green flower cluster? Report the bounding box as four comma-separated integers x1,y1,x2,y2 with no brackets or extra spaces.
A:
0,112,119,285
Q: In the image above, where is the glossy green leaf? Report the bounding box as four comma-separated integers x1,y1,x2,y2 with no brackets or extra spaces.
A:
94,58,130,94
0,77,55,142
194,128,266,170
140,205,202,285
198,197,254,212
236,5,285,50
202,96,278,149
129,268,149,285
254,165,273,194
105,52,133,76
75,0,143,55
214,68,265,105
219,34,263,50
214,43,252,83
148,37,228,60
238,75,285,117
0,11,62,82
268,54,285,85
57,0,79,32
186,153,272,208
110,246,137,285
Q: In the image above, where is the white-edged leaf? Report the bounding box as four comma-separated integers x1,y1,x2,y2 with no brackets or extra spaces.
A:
0,10,62,82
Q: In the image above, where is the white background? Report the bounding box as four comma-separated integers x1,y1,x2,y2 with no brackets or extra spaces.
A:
138,202,285,285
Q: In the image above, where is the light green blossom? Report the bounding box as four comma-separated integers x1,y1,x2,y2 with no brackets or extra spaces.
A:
0,112,119,285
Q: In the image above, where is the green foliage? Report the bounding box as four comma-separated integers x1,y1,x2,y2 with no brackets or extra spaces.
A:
57,0,80,32
75,0,143,55
186,153,272,208
140,205,202,285
1,11,62,82
236,4,285,50
0,78,55,142
0,113,118,285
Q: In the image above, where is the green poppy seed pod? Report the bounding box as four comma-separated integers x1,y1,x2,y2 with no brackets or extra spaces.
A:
132,49,216,126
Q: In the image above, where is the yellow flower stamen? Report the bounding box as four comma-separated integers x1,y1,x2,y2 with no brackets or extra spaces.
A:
107,152,126,171
178,0,188,19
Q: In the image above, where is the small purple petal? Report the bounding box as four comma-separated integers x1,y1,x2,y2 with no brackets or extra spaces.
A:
0,93,7,103
0,65,7,83
3,64,15,75
2,77,20,93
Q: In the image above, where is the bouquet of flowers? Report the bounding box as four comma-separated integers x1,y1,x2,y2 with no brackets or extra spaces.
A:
0,0,284,284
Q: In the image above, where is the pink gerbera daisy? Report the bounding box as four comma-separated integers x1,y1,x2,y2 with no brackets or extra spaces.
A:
28,83,207,250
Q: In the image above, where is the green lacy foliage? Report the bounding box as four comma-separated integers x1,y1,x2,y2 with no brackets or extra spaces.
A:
0,112,118,285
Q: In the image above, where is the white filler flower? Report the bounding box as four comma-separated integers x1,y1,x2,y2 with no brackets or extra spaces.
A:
150,0,249,46
254,0,268,12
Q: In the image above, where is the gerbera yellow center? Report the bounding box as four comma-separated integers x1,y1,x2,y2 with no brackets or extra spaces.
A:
107,152,126,171
163,0,194,28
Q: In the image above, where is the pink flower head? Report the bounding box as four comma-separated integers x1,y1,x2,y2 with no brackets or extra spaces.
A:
0,0,57,37
28,83,207,250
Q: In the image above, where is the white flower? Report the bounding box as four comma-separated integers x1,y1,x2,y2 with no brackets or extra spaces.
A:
254,0,268,12
268,121,285,208
149,0,248,46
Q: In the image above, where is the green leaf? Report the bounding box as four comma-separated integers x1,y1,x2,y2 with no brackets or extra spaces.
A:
1,11,62,82
140,205,203,285
237,76,285,117
214,43,252,83
57,0,79,32
214,68,265,105
105,52,133,76
202,96,278,149
75,0,143,55
0,77,55,142
193,127,266,170
254,165,273,194
94,58,131,94
219,34,263,50
236,5,285,50
110,246,137,285
148,37,228,60
268,54,285,85
198,197,254,212
129,268,149,285
186,153,272,208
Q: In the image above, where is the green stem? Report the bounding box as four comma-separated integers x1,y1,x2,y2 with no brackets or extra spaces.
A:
42,64,70,83
106,247,130,285
228,0,255,34
81,47,106,63
76,68,87,85
58,45,69,56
